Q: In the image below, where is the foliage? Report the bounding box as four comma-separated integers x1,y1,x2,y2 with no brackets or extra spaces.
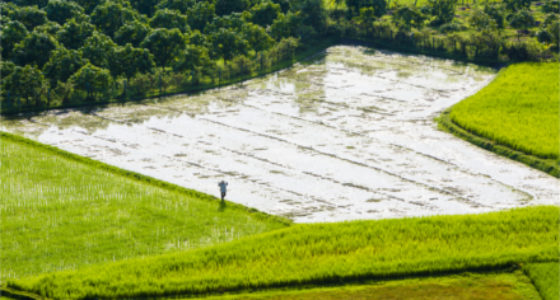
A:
43,47,87,85
45,0,85,24
141,28,185,67
1,65,47,107
347,0,387,17
7,206,559,299
13,31,58,68
149,8,190,32
69,63,112,101
428,0,457,25
523,262,560,300
394,6,425,30
1,0,328,114
0,133,289,281
56,18,94,49
2,0,558,114
0,20,28,59
450,63,559,160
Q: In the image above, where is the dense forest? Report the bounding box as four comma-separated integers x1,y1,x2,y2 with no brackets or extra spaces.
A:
0,0,558,113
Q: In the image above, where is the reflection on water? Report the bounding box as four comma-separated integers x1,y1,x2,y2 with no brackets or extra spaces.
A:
2,46,558,222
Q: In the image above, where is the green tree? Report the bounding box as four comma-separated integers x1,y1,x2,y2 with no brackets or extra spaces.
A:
347,0,387,17
2,65,47,107
69,63,113,102
483,4,505,29
250,1,281,27
547,20,560,49
57,18,95,49
295,0,328,35
45,0,85,24
504,0,531,11
242,23,274,51
114,20,151,46
0,20,28,60
542,0,559,13
112,44,155,79
394,6,425,30
91,1,138,37
130,0,160,17
74,0,101,14
12,5,48,30
150,9,189,32
215,0,250,16
187,1,216,31
189,30,208,46
509,9,535,40
140,28,185,68
356,7,376,33
155,0,195,14
13,31,58,68
469,9,496,32
270,12,302,40
80,31,116,68
34,20,62,36
1,61,17,107
11,0,48,7
174,44,213,74
43,48,87,85
428,0,457,25
210,28,249,60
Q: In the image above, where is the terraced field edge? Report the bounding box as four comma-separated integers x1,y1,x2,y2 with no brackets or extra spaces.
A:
436,111,560,178
5,206,558,299
0,131,291,226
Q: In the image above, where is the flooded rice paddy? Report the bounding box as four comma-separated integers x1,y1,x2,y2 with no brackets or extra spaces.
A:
3,46,558,222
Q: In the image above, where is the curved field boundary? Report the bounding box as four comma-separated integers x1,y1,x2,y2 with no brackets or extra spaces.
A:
0,131,291,226
437,111,560,178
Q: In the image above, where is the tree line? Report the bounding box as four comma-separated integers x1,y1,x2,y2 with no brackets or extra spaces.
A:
0,0,558,113
328,0,559,64
0,0,326,111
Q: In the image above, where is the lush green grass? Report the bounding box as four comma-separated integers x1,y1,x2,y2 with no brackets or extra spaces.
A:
449,63,559,160
194,271,541,300
7,206,558,299
0,132,289,281
523,262,560,300
437,109,560,177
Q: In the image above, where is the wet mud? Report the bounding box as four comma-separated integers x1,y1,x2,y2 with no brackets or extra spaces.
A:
3,46,558,222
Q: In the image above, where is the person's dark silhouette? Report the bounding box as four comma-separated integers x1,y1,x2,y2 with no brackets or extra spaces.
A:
218,180,228,202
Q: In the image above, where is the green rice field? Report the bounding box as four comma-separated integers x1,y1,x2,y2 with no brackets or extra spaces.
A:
0,133,288,281
523,262,560,300
194,271,541,300
449,63,559,160
6,205,558,299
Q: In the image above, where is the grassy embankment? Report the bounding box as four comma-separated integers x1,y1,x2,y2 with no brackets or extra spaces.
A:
523,262,560,300
0,132,289,281
6,205,558,299
438,62,560,177
194,271,542,300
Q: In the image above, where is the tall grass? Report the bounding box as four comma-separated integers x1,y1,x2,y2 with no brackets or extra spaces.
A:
194,271,541,300
523,262,560,300
0,133,288,281
449,63,559,160
8,206,559,299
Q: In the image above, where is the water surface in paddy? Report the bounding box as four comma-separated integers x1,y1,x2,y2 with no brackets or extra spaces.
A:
3,46,558,222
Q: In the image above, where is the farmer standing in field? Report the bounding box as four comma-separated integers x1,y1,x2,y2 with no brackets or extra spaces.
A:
218,180,228,202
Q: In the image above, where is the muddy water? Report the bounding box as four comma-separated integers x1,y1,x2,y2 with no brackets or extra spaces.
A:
3,46,558,222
